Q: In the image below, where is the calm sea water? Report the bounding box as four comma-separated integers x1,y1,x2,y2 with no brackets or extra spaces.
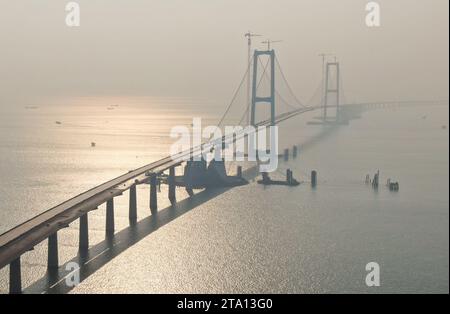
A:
0,99,448,293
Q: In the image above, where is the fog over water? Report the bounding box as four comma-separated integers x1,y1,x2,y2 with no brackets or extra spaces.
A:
0,0,448,106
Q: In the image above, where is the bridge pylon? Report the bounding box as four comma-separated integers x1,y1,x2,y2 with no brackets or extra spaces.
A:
323,61,340,122
250,49,275,126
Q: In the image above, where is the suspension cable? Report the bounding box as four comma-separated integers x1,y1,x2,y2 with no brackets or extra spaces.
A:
256,58,299,113
215,55,254,129
275,55,307,108
238,57,271,126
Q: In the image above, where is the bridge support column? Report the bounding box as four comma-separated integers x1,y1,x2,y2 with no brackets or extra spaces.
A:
9,257,21,294
168,167,176,205
286,169,292,184
185,187,194,197
311,170,317,187
48,232,58,269
284,148,289,161
237,166,242,179
323,62,340,122
293,145,298,158
79,213,89,252
129,184,137,224
106,198,115,237
251,49,276,126
150,173,158,215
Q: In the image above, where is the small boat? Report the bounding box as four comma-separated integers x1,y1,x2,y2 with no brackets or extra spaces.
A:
91,142,96,147
55,121,62,125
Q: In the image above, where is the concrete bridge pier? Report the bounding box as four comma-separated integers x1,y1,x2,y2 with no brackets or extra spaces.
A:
185,187,194,197
106,198,115,237
286,169,292,183
47,232,58,270
311,170,317,187
293,145,298,158
9,257,21,294
284,148,289,161
237,166,242,178
79,213,89,252
149,173,158,215
168,167,176,205
129,184,137,224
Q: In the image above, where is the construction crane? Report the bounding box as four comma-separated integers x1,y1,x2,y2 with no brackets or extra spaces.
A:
261,39,282,51
244,31,262,126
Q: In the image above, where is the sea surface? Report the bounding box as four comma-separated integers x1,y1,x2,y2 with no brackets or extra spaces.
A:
0,99,448,293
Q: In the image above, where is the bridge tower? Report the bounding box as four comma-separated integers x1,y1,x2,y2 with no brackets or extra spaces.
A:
250,49,275,126
323,61,340,122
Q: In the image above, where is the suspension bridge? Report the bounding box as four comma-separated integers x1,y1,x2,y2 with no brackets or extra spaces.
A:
0,48,445,294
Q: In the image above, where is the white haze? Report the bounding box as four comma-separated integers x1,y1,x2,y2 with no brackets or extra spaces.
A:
0,0,448,107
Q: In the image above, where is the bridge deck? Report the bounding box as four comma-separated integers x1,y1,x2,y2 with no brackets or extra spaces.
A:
0,154,194,269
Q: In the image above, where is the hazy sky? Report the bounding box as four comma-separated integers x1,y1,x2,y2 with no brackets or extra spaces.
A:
0,0,448,107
